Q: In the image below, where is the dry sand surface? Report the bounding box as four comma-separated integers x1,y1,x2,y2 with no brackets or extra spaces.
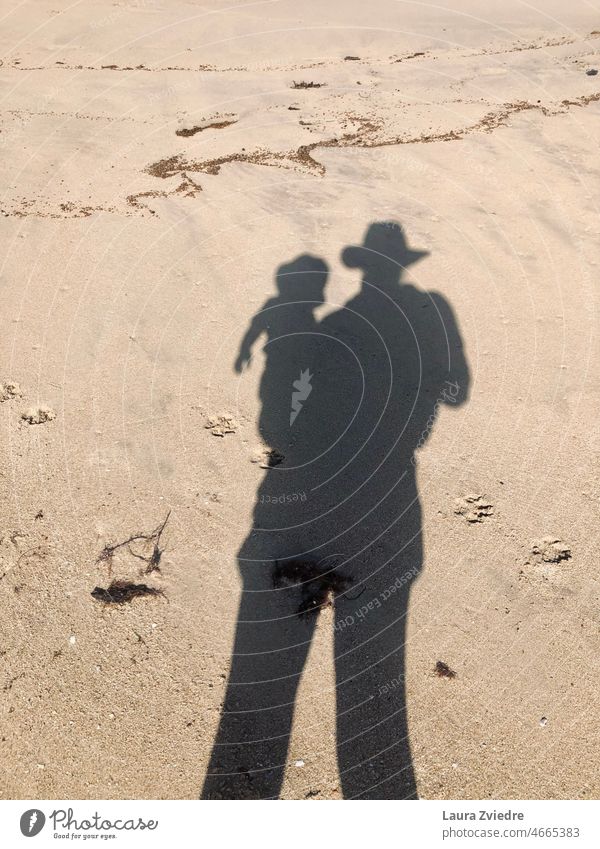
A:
1,0,599,800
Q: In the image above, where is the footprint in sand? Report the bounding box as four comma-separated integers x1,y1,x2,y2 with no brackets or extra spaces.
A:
205,415,237,437
0,381,22,402
530,537,571,564
21,406,56,425
454,494,494,523
251,447,284,468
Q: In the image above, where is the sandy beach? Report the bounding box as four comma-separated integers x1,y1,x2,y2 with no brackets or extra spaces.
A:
1,0,599,799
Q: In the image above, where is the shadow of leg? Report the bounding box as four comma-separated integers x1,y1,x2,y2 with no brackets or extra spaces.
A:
202,585,317,799
335,580,418,800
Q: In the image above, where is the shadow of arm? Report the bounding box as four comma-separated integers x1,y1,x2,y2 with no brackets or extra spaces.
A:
234,309,269,373
431,291,470,407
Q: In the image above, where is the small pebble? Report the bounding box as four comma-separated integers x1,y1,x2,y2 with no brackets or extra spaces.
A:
586,68,598,76
294,759,305,768
539,716,548,727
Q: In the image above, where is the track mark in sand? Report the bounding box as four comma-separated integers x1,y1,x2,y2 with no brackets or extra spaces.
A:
7,61,217,72
291,80,326,89
1,202,120,219
5,108,137,123
393,51,427,62
145,116,380,180
469,34,574,57
126,173,202,215
6,31,599,75
4,33,595,89
60,202,115,217
467,30,600,58
143,94,598,192
176,118,237,137
560,91,600,107
394,34,593,63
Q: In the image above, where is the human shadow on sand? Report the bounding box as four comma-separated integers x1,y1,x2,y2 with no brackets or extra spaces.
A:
202,222,470,799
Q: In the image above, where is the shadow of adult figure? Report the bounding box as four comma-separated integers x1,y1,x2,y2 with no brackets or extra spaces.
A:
202,224,469,799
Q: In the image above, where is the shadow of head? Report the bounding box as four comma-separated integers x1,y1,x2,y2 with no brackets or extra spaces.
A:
342,221,429,284
275,253,328,303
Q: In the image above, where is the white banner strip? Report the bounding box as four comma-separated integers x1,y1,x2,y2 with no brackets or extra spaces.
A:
0,800,598,848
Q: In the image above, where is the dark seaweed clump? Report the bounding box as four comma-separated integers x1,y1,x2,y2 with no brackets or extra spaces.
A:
91,580,163,605
434,660,457,679
273,558,352,618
